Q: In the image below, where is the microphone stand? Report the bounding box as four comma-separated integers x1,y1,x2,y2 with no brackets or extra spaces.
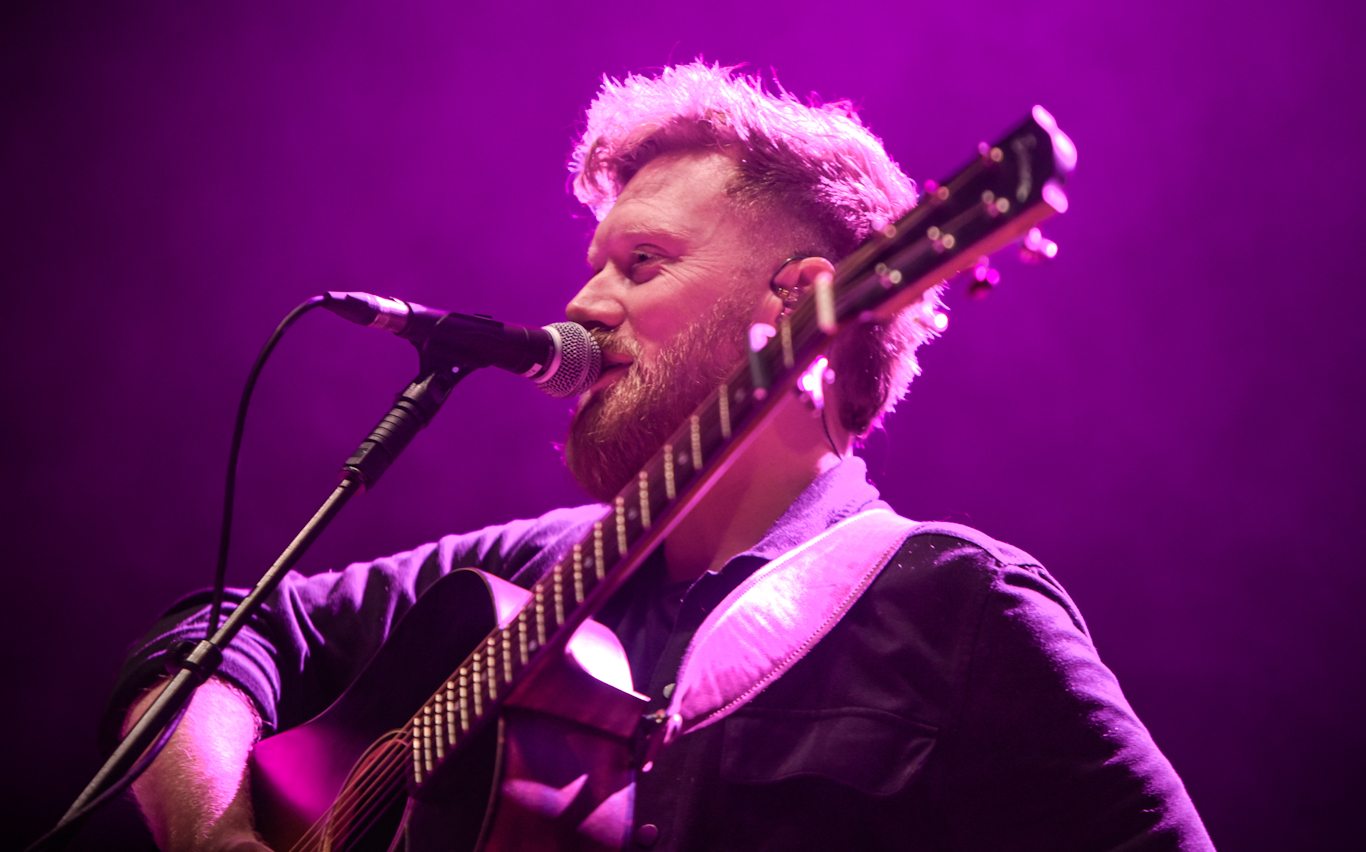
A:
36,358,469,851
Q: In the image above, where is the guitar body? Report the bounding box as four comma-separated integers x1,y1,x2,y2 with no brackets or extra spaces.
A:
404,710,638,852
250,568,648,852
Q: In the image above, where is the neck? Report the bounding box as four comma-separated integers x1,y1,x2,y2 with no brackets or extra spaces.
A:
663,390,846,584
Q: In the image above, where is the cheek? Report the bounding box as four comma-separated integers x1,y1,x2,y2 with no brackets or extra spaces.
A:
622,291,697,358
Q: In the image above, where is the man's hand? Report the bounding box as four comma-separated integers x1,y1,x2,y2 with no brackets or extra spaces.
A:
124,677,271,852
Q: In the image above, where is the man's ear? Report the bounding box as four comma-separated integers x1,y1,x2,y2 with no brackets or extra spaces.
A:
767,256,837,321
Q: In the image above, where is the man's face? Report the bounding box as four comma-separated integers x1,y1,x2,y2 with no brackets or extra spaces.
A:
564,151,772,501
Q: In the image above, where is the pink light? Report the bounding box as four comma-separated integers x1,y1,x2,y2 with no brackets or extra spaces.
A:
972,257,1001,286
748,322,776,353
1019,226,1059,264
1032,105,1078,171
1043,182,1069,214
567,619,638,695
799,356,828,409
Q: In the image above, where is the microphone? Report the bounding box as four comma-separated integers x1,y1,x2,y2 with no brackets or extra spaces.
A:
322,291,601,398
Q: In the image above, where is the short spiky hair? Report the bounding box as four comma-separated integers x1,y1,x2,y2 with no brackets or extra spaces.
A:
569,60,944,437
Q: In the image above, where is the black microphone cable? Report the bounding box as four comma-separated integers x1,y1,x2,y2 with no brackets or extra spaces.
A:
23,296,327,852
30,294,590,851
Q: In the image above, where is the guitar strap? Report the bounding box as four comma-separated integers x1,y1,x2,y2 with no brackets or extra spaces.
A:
659,508,917,747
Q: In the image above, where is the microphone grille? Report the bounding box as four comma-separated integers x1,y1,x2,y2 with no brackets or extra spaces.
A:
535,322,602,398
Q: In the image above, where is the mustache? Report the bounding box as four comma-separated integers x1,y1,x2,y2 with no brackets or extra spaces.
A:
586,327,641,363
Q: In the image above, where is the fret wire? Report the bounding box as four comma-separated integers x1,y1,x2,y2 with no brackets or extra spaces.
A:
614,496,628,555
458,668,470,732
553,564,564,626
517,610,529,665
573,552,584,604
502,630,513,682
593,522,605,581
471,658,483,717
485,639,498,701
690,415,703,468
433,692,444,758
412,731,423,784
573,544,585,603
638,471,651,529
534,587,546,647
663,443,676,500
446,681,457,745
422,705,433,774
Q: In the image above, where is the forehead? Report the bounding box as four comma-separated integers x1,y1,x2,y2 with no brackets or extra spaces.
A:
588,151,741,256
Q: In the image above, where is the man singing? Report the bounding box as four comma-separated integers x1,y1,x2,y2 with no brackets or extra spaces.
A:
108,62,1214,851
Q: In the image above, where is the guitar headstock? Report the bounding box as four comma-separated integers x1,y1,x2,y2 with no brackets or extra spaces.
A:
825,105,1076,326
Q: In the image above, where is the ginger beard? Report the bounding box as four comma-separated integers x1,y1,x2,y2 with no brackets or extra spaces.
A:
565,287,756,503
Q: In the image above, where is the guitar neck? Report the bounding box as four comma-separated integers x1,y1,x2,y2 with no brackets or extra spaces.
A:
403,106,1075,788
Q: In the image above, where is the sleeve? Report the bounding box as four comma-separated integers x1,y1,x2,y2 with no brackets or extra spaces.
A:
98,504,603,754
931,539,1215,851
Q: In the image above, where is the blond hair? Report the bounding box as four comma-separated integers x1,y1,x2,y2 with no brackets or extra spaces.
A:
569,60,944,436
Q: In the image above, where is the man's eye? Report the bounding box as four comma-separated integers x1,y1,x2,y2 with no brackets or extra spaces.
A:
628,250,664,281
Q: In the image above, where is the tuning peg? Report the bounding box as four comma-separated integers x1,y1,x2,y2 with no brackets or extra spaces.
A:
967,256,1001,300
911,300,950,332
1019,227,1058,264
797,356,831,412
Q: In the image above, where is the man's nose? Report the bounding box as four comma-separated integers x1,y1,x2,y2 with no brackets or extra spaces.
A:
566,270,625,330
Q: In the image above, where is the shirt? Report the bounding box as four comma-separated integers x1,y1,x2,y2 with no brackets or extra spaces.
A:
103,457,1214,850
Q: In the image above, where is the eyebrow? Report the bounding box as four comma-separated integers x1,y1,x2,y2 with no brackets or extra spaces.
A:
585,222,691,268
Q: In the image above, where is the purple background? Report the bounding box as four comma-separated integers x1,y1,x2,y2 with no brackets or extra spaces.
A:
4,1,1363,848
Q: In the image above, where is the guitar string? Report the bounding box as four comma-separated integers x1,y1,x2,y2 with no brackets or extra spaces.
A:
288,733,413,852
286,614,508,849
294,761,406,852
332,737,410,842
300,776,403,852
290,610,523,850
302,602,639,849
325,732,421,851
297,676,494,852
282,449,688,851
323,780,407,852
286,755,389,851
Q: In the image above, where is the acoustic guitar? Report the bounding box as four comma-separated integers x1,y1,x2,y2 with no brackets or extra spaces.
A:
249,106,1077,852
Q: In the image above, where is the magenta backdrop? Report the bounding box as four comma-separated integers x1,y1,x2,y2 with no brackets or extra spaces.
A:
4,1,1363,849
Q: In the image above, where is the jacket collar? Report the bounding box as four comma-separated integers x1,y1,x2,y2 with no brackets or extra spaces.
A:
737,456,890,563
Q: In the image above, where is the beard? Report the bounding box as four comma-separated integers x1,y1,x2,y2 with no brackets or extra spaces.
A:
565,290,755,502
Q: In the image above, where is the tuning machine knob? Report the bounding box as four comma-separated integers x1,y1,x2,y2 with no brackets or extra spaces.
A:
1019,227,1058,264
967,256,1001,301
